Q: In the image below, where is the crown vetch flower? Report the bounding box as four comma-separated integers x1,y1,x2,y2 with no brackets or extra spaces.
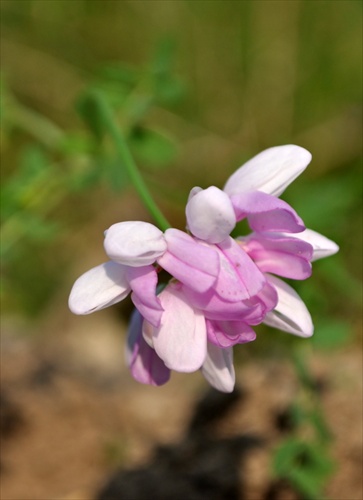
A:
69,144,339,392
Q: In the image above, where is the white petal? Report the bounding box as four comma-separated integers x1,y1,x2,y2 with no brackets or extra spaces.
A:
186,186,236,243
201,343,235,393
104,221,167,267
152,284,207,372
224,145,312,197
69,261,130,314
286,228,339,262
263,275,313,337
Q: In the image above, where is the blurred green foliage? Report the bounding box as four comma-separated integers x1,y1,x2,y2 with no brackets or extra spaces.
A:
1,0,361,328
272,351,336,499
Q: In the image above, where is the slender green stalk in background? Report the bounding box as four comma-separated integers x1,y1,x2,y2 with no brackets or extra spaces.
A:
90,91,171,232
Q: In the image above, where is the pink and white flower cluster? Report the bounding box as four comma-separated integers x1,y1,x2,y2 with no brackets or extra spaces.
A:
69,145,338,392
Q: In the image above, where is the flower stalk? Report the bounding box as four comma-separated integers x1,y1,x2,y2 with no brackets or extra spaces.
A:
91,91,171,231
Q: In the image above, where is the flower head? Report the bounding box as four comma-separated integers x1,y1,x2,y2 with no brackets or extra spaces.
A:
69,145,338,392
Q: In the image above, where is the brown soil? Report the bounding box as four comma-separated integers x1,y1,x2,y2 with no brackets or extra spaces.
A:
1,322,362,500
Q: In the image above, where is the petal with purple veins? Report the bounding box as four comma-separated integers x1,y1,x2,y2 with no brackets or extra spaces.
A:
206,319,256,347
216,237,266,300
157,229,219,293
182,284,265,323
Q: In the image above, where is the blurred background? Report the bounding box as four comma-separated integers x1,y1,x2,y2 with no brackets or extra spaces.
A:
1,1,362,499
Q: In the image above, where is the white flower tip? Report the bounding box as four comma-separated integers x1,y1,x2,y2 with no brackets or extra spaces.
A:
201,344,235,392
290,229,339,262
266,309,314,338
264,275,314,338
312,239,339,262
68,262,130,315
68,286,98,315
186,186,236,243
68,292,87,315
104,221,167,267
224,144,312,198
68,276,100,315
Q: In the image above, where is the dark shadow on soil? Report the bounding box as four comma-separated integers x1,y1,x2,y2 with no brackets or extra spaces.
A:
97,387,300,500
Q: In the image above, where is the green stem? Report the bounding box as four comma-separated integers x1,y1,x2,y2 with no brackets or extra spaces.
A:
93,91,171,231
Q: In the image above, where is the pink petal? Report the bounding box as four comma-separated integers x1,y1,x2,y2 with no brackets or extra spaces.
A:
206,319,256,347
126,310,171,386
223,145,312,197
157,229,219,293
263,275,314,337
230,191,305,233
216,237,266,299
186,186,236,243
241,233,312,280
182,284,265,323
69,261,130,315
182,276,277,325
151,283,207,372
286,228,339,262
201,343,235,393
252,280,279,317
126,265,164,328
104,221,167,267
